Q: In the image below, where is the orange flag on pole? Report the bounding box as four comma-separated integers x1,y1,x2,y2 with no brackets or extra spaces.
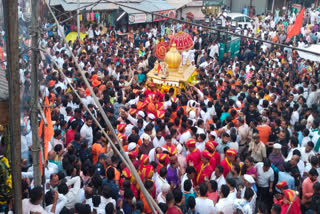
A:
286,7,305,42
38,96,54,174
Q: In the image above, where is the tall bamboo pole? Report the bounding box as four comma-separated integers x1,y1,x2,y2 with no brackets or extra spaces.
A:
3,0,22,213
30,0,41,187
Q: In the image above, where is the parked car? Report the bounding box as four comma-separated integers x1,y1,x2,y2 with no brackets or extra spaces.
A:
220,13,253,29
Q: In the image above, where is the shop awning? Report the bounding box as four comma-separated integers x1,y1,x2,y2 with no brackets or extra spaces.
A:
166,0,191,9
182,7,205,20
47,0,119,11
120,0,175,23
120,0,174,14
298,44,320,62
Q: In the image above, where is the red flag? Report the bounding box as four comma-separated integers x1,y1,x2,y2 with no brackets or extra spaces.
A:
286,7,305,42
38,96,54,174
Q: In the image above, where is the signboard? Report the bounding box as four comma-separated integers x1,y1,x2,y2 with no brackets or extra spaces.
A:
229,38,240,58
203,0,224,6
186,12,194,19
219,37,240,61
153,9,176,22
291,4,302,14
128,13,147,24
219,43,225,61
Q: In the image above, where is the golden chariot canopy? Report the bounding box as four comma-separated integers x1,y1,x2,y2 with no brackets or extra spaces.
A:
147,32,197,89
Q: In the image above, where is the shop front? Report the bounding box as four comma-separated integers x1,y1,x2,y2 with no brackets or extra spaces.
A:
128,13,153,24
153,9,176,22
182,1,205,22
118,0,175,31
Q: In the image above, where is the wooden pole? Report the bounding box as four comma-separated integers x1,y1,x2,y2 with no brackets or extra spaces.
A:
2,0,22,213
30,0,41,187
77,0,80,39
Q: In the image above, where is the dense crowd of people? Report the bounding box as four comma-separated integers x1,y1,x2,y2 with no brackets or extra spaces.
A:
11,5,320,214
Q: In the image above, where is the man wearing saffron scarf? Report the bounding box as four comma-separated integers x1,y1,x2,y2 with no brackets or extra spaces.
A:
196,150,214,185
139,154,154,182
186,138,201,168
204,141,218,170
280,189,301,214
221,148,237,177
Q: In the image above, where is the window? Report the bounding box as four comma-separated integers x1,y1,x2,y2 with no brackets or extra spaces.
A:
234,16,244,22
244,16,251,22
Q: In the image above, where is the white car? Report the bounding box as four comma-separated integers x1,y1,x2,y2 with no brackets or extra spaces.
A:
226,13,253,29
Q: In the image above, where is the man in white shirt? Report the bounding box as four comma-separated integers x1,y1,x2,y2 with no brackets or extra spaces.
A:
155,167,169,196
80,116,93,147
255,159,274,211
209,41,219,59
307,85,318,107
216,184,233,214
226,178,237,201
153,129,165,148
195,183,216,214
196,133,206,152
58,176,81,209
241,174,257,212
218,11,227,27
300,141,315,163
211,165,226,192
181,166,196,193
301,129,311,147
179,124,191,145
45,189,67,214
245,61,255,73
23,186,55,214
86,186,116,214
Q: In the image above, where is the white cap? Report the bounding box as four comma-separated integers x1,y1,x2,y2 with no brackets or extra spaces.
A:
189,111,195,119
235,100,241,108
274,143,282,149
176,144,183,154
244,174,255,184
210,131,217,139
141,133,150,141
148,113,155,120
161,183,171,193
138,111,145,118
128,142,137,151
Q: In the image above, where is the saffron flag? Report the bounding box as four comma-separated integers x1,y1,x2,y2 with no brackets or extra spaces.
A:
286,7,305,42
38,96,54,174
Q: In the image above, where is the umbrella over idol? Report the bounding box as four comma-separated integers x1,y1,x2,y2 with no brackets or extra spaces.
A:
169,31,194,52
155,39,169,60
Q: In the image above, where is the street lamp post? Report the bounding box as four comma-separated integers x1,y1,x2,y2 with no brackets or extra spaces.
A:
77,0,80,39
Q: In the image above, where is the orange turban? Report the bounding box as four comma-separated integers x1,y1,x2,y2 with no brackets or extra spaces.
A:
226,148,237,157
167,146,177,156
129,108,137,115
140,154,149,164
122,167,132,179
92,79,101,87
276,181,287,190
202,150,212,160
205,141,215,152
85,88,91,96
186,138,196,147
117,123,126,132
